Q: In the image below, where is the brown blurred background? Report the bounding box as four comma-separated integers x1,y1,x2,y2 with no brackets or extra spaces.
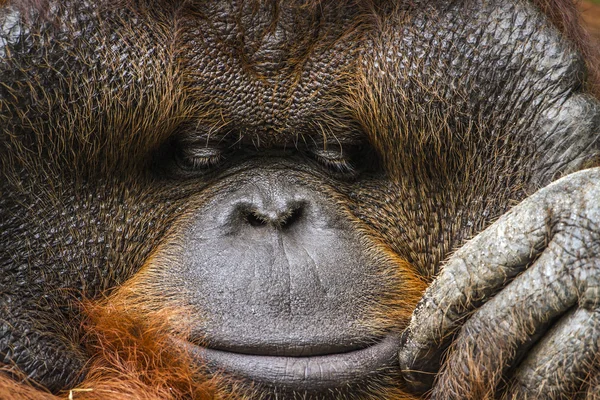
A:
582,0,600,41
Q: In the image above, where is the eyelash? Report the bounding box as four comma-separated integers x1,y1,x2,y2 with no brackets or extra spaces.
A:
312,150,356,175
173,142,361,176
176,147,225,171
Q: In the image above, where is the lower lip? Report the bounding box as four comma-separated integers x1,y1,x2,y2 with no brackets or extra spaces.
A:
179,334,401,392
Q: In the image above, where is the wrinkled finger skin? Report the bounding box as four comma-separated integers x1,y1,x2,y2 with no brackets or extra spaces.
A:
400,168,600,399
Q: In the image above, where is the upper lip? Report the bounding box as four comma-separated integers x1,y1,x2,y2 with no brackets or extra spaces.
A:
177,334,401,392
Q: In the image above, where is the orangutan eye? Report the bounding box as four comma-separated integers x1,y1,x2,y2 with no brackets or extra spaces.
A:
311,148,356,175
175,146,225,171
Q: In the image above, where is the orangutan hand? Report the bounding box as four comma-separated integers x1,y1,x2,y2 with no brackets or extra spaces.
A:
399,167,600,400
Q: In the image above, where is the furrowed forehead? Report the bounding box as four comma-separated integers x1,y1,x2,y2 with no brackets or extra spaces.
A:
0,0,593,168
177,1,365,142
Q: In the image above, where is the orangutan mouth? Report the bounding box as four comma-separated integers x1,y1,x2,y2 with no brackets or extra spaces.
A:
179,334,401,392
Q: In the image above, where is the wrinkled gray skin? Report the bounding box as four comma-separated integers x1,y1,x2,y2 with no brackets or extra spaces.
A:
1,0,600,398
400,168,600,398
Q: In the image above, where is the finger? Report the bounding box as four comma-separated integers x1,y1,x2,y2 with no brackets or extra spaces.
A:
428,239,582,400
399,196,551,391
504,308,600,399
399,168,600,393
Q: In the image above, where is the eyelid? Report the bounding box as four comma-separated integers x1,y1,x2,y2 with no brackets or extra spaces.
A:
311,148,356,175
312,148,347,159
176,143,225,171
180,146,223,158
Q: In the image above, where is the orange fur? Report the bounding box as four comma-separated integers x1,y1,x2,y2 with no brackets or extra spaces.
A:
72,301,234,400
0,372,56,400
1,293,421,400
1,300,242,400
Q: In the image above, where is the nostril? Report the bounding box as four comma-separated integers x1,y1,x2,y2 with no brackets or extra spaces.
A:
280,207,302,229
246,212,268,227
242,204,305,229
